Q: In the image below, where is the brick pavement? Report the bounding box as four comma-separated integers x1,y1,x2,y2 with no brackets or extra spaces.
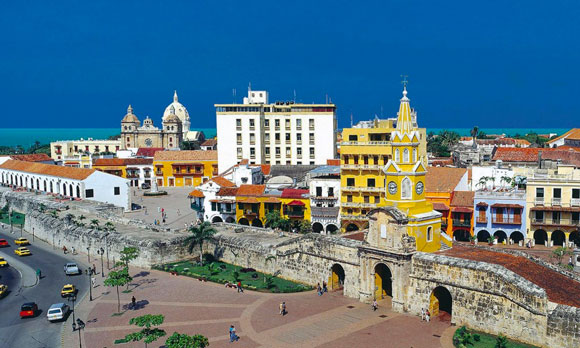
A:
65,266,452,348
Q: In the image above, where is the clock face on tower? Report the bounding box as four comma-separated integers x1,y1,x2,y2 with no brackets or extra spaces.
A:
415,181,424,195
145,138,153,147
388,181,398,195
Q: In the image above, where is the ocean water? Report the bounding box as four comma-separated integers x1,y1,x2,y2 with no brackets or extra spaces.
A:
0,128,218,147
0,127,569,147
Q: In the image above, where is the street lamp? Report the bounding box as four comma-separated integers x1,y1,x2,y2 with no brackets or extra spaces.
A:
85,269,93,301
86,246,90,263
72,318,85,348
67,294,77,323
97,247,105,277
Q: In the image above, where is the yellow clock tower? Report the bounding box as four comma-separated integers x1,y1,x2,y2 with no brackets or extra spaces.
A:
382,85,452,252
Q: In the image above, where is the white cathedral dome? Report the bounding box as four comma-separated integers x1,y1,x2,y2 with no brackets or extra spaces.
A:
162,91,190,130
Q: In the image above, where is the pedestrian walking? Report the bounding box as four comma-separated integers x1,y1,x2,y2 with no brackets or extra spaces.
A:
229,325,239,342
281,302,287,316
63,246,68,254
372,299,378,311
72,246,76,255
421,308,426,321
323,281,327,293
92,264,97,275
91,276,96,288
131,296,136,309
317,283,322,296
177,209,180,216
279,302,284,315
237,281,243,293
426,309,430,322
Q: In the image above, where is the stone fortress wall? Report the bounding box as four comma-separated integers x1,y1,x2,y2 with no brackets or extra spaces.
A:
2,190,579,347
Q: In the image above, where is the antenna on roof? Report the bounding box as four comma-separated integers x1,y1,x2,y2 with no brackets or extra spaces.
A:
293,89,296,103
248,82,252,93
325,93,328,104
232,88,236,104
350,112,353,127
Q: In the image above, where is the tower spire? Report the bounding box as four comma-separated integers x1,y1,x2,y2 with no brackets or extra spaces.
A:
173,90,178,102
396,84,413,133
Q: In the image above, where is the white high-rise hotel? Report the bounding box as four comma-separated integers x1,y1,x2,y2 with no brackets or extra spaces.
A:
216,89,337,172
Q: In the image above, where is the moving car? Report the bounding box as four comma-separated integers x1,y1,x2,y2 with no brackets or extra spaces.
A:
47,303,70,322
0,257,8,267
0,239,9,247
0,284,7,297
14,247,31,256
20,302,38,318
64,263,81,275
60,284,77,298
14,238,30,246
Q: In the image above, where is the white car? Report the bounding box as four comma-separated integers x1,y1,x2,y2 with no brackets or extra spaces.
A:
64,263,81,275
47,303,70,322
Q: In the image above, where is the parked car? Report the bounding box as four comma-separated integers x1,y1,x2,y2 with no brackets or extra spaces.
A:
64,263,81,275
20,302,38,318
60,284,77,298
0,284,7,297
14,238,30,246
47,303,70,322
14,247,31,256
0,239,9,247
0,257,8,267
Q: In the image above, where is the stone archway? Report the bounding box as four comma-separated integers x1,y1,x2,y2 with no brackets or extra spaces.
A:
510,231,524,244
570,231,580,247
430,286,452,320
251,219,263,228
494,230,507,243
225,216,235,223
374,263,392,300
312,222,324,233
346,223,359,232
534,229,548,245
330,264,345,292
453,229,470,242
477,230,490,243
552,230,565,246
238,218,249,226
211,216,223,223
326,224,339,234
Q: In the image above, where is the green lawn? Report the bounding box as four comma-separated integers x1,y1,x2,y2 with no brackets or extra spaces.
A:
155,259,313,293
0,212,25,226
454,327,538,348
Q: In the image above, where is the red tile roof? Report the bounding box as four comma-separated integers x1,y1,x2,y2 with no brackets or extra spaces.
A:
440,245,580,307
281,188,309,199
9,154,53,162
201,139,217,147
493,147,580,166
210,177,236,188
327,159,340,166
0,160,95,180
432,202,449,211
547,128,580,144
286,200,305,206
188,189,205,198
426,167,467,193
217,187,238,196
450,191,475,208
93,158,152,166
236,184,265,196
136,148,164,158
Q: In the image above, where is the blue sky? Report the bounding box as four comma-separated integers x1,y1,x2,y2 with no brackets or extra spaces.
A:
1,0,579,129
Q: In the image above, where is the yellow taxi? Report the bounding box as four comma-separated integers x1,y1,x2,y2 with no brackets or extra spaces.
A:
0,257,8,267
15,238,30,246
60,284,77,298
14,247,31,256
0,284,7,297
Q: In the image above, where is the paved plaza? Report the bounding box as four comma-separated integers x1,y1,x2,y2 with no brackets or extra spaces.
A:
66,266,453,348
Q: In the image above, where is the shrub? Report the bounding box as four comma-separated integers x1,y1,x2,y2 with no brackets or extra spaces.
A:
473,334,480,342
240,267,256,273
495,334,508,348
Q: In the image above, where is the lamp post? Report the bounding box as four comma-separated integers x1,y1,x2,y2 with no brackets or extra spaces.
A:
72,318,85,348
85,269,93,301
67,294,77,323
105,234,110,270
32,227,35,242
97,247,105,277
86,247,90,263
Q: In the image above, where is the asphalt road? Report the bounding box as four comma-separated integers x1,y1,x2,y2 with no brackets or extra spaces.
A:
0,227,89,348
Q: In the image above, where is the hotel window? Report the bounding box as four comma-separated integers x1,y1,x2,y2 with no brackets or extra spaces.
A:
374,195,380,203
236,119,241,129
285,133,291,142
364,196,370,203
265,147,270,155
296,133,302,143
309,148,315,158
286,148,291,156
249,119,255,129
395,149,400,162
237,148,242,158
296,119,302,129
275,147,281,155
250,133,255,145
573,188,580,199
373,156,379,165
285,119,290,130
275,133,280,143
553,188,562,202
552,211,561,224
275,119,280,129
343,155,349,164
536,187,544,198
427,227,433,242
403,148,409,163
309,133,315,144
297,148,302,156
236,133,242,145
347,178,355,186
347,195,353,202
114,187,120,195
264,134,270,143
535,210,544,222
250,147,256,158
367,178,375,187
264,119,270,128
309,119,314,130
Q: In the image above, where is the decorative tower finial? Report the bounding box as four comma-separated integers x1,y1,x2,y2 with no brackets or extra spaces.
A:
400,75,409,101
127,105,133,114
173,90,178,102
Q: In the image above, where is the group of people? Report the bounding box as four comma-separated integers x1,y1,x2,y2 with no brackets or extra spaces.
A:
316,281,328,296
62,246,76,255
224,281,244,293
421,308,431,322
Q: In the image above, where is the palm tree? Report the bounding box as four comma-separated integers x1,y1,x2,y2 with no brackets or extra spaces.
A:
183,222,217,266
79,215,86,222
90,219,100,229
500,176,512,189
104,221,115,232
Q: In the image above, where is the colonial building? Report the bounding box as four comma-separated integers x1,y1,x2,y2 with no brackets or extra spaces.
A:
92,158,154,187
308,165,340,234
474,189,526,244
50,139,121,162
189,177,237,223
0,160,130,210
153,150,218,187
215,88,337,172
120,104,182,150
547,128,580,148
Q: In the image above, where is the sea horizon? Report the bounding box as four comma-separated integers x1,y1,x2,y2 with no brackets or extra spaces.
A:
0,127,569,147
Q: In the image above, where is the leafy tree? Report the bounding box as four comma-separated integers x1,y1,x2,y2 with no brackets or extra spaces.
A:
292,219,312,234
90,219,100,228
265,210,291,231
49,210,58,218
165,332,209,348
453,326,474,347
115,314,166,348
494,334,508,348
105,221,116,232
104,267,133,313
184,222,216,266
499,176,512,188
79,215,86,222
551,247,573,265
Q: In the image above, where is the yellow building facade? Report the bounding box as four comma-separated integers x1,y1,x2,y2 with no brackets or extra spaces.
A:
153,150,218,187
340,96,427,232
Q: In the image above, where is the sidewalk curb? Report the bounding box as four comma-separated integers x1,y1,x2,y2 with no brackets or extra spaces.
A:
0,252,38,288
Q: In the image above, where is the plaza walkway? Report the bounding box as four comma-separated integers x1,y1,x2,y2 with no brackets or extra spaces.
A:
65,267,453,348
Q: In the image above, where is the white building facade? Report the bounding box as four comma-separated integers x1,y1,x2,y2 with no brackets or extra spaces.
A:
216,89,337,172
308,166,341,234
50,139,121,162
0,160,131,210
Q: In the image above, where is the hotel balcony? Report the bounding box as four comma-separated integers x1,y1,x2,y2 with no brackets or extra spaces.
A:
340,214,367,221
534,197,544,205
126,173,139,179
243,210,259,217
191,203,203,211
286,210,305,218
341,141,390,146
492,216,522,225
452,219,471,227
572,198,580,207
476,217,487,224
144,173,151,178
341,186,359,192
311,206,339,218
532,218,580,227
340,164,382,171
552,198,562,206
